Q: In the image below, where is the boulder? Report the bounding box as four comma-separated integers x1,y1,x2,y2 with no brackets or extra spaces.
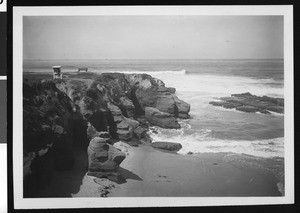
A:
117,129,133,141
151,142,182,152
155,95,177,115
173,95,190,118
87,123,110,140
145,107,180,129
87,137,126,182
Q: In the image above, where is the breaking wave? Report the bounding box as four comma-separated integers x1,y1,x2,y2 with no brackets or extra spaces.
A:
152,73,284,98
92,69,187,75
148,123,284,158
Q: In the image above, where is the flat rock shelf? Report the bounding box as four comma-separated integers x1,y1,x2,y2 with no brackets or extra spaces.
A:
209,92,284,114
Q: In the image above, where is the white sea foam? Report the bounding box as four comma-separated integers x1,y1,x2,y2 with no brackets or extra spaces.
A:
91,69,187,75
149,125,284,158
144,71,284,159
151,73,283,98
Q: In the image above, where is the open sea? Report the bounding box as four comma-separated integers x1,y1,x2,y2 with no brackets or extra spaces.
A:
24,59,284,159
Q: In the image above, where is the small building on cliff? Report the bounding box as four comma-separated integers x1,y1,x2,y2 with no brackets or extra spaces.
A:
52,66,63,79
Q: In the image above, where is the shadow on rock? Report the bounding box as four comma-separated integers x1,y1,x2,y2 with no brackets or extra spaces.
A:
118,167,143,181
36,150,88,198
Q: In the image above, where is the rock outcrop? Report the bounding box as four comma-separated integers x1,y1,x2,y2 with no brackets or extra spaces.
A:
166,87,176,94
67,73,190,133
23,79,88,197
87,137,126,183
145,107,180,129
151,142,182,152
125,73,190,119
23,72,190,196
209,92,284,114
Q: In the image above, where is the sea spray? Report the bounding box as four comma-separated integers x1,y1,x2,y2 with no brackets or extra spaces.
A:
149,122,284,158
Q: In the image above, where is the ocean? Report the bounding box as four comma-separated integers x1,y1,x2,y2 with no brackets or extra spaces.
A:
24,59,284,159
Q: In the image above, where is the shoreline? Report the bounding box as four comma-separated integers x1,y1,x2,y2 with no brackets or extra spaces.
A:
72,142,282,197
23,71,284,198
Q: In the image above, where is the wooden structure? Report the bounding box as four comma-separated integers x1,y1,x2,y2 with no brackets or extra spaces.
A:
53,66,62,79
78,67,88,72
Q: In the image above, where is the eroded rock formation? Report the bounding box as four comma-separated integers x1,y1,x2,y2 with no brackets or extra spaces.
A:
87,137,126,183
145,107,180,129
125,73,190,119
23,73,190,197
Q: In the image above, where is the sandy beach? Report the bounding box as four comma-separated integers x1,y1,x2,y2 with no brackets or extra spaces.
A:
36,142,281,198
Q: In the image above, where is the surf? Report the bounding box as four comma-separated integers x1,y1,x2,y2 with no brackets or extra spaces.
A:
148,124,284,158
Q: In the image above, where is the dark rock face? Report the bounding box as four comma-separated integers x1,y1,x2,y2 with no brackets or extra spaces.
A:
151,142,182,152
209,92,284,114
87,137,126,183
23,80,88,197
145,107,180,129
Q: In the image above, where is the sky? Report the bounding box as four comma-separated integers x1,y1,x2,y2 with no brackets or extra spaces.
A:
23,16,284,60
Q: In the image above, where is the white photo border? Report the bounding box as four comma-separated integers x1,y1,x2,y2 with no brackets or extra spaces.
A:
13,5,294,209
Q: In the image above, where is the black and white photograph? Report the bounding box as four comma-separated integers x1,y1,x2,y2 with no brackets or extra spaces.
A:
12,5,294,209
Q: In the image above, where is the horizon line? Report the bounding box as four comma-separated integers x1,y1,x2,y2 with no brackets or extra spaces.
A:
24,58,284,61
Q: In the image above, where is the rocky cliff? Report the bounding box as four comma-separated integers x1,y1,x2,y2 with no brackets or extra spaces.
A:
23,73,190,197
23,79,88,197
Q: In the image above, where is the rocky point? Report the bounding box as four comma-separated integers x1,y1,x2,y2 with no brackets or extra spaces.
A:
23,72,190,197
